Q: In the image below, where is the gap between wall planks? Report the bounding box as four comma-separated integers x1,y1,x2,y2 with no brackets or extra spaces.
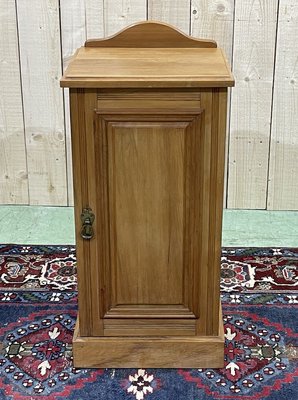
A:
190,0,235,208
104,0,147,36
1,0,297,210
227,0,279,209
16,0,67,206
60,0,87,207
267,0,298,210
0,0,28,204
148,0,190,34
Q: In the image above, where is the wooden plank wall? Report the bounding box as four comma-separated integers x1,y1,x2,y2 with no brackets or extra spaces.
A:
228,0,279,209
16,0,67,205
267,0,298,210
0,1,28,204
0,0,297,210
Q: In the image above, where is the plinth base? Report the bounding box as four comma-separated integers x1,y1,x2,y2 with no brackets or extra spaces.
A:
72,311,225,368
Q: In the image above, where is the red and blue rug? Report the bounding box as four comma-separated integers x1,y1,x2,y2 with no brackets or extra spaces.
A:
0,245,297,399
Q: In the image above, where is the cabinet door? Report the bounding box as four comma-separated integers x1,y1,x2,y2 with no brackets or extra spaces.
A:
70,89,227,337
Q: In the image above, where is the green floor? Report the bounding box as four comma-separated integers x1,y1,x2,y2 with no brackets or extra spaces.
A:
0,206,297,247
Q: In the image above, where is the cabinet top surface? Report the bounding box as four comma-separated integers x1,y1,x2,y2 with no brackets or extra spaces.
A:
60,21,234,89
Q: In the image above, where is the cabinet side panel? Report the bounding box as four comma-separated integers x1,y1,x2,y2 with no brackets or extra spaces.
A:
195,89,227,336
109,123,185,305
208,88,228,335
70,89,90,335
70,89,103,336
195,91,212,334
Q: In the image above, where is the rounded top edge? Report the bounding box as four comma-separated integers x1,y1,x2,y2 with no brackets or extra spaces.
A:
85,20,217,49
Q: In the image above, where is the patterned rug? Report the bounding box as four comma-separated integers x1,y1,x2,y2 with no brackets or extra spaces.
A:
0,245,297,400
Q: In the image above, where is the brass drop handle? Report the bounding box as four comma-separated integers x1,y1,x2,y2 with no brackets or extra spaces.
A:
80,207,95,240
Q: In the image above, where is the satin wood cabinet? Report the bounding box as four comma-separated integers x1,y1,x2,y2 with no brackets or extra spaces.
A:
61,21,234,368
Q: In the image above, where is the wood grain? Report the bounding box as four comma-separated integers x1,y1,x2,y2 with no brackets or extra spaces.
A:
65,21,231,366
103,318,196,337
228,0,278,209
109,123,185,305
94,102,204,326
86,20,216,48
70,88,229,337
17,0,67,205
73,309,225,368
208,88,228,333
97,89,201,111
104,304,195,318
0,0,28,204
61,46,234,88
268,1,298,210
70,88,103,336
148,1,191,34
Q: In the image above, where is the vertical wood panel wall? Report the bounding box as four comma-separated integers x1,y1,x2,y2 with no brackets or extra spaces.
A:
0,0,297,210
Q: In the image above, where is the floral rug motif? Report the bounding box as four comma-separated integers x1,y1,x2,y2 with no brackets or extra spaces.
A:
220,248,298,292
0,245,297,293
0,245,297,400
0,245,76,291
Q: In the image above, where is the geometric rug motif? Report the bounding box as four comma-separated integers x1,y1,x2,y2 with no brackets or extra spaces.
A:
0,245,297,399
0,310,103,398
0,302,297,399
179,310,298,399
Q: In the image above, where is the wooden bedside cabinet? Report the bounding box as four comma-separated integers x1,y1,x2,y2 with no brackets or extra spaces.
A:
60,21,234,368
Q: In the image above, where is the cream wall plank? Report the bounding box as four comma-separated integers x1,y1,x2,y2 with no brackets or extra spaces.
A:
268,1,298,210
191,0,235,207
148,0,190,33
227,0,278,209
17,0,67,205
191,0,234,61
0,0,28,204
85,0,104,38
60,0,86,206
104,0,147,36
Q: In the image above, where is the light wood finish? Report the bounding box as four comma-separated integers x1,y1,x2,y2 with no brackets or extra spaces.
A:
97,90,201,111
63,22,233,367
109,123,185,305
103,318,196,337
268,0,298,210
68,87,229,336
61,47,233,88
228,0,278,209
0,1,28,204
17,0,67,205
72,306,225,368
70,89,103,337
85,21,216,48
